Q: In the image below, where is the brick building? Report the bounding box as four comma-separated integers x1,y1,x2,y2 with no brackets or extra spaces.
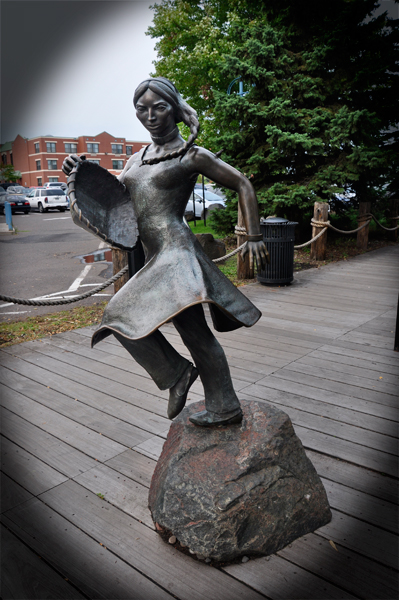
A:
0,132,149,187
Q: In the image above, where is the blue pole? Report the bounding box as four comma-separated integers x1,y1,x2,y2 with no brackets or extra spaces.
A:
239,80,244,96
5,202,13,231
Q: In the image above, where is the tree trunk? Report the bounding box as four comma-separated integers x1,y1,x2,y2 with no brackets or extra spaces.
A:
310,202,328,260
357,201,371,251
237,204,253,280
112,248,129,294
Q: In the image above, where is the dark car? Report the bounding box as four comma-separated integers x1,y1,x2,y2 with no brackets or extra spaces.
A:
6,185,29,196
0,194,31,214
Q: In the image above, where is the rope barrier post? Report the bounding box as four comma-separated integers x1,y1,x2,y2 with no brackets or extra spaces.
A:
389,198,399,242
237,204,253,280
310,202,329,260
357,201,371,250
112,248,130,293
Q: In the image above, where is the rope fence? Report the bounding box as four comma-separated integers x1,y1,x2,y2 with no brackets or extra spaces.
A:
0,247,247,306
1,209,397,306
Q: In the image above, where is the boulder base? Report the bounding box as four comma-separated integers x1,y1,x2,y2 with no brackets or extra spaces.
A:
195,233,226,260
149,400,331,562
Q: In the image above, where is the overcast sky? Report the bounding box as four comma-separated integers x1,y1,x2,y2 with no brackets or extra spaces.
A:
2,1,397,145
1,0,157,143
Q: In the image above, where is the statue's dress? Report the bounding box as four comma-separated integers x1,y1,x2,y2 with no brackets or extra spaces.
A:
92,148,261,347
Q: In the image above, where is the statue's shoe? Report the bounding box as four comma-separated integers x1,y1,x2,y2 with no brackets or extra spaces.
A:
168,363,199,420
189,408,243,427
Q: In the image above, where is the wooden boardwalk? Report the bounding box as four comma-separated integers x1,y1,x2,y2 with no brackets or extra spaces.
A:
1,245,398,600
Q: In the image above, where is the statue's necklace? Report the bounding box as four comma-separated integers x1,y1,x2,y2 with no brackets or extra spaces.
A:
140,127,180,166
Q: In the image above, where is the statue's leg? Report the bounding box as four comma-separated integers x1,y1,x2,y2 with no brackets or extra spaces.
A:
172,304,242,422
113,330,190,390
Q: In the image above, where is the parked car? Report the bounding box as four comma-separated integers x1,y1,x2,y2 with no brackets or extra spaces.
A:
25,188,69,212
0,182,21,191
185,190,226,220
0,194,31,214
4,185,29,196
43,182,67,191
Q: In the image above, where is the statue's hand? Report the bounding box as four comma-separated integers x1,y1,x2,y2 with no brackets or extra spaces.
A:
62,154,86,176
241,240,270,272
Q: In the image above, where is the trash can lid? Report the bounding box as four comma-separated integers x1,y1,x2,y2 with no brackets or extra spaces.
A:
260,217,289,224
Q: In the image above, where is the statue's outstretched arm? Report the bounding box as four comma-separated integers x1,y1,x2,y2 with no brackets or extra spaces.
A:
186,146,269,271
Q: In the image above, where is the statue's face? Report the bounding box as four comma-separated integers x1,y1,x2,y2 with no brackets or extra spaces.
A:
135,89,176,138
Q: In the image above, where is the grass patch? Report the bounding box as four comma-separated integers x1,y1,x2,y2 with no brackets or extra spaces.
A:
188,219,219,236
0,301,107,347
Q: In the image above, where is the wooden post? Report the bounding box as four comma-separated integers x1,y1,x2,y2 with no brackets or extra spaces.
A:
310,202,328,260
237,204,253,280
357,201,371,251
112,248,129,294
390,198,398,242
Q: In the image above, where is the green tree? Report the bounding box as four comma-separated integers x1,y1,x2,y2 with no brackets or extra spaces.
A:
0,164,20,183
148,0,398,234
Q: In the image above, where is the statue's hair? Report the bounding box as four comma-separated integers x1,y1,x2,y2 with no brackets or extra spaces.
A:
133,77,199,165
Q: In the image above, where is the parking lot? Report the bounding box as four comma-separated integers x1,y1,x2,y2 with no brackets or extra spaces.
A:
0,210,114,322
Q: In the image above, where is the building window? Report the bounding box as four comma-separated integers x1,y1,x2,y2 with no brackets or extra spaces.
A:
112,144,123,154
36,160,41,170
10,153,13,165
126,145,133,155
112,160,124,170
37,177,42,186
88,159,100,165
46,142,56,153
49,177,59,182
48,160,58,170
87,143,99,153
34,143,40,153
65,143,77,153
1,154,6,165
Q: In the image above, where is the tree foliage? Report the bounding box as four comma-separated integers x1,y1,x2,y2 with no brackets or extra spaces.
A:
0,164,20,183
148,0,398,232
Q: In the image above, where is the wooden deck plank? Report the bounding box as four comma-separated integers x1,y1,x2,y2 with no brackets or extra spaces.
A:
306,450,398,505
223,553,358,599
275,533,398,600
1,524,87,600
240,381,398,435
1,246,397,599
316,344,399,369
0,351,169,435
283,359,399,395
321,478,398,534
294,352,399,385
0,365,153,447
1,435,68,495
2,499,175,600
259,370,398,408
105,449,156,488
1,472,33,514
1,408,96,478
1,384,127,461
2,344,171,415
317,509,398,569
37,480,267,600
73,462,153,528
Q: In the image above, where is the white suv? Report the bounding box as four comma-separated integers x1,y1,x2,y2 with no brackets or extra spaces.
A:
43,182,67,191
26,188,69,212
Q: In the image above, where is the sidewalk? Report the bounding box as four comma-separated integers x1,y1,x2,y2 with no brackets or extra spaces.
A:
1,245,398,599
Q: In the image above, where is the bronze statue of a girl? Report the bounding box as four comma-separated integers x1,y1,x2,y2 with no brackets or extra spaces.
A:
63,77,268,427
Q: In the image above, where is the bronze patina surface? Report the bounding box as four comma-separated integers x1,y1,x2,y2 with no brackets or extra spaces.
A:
64,77,269,426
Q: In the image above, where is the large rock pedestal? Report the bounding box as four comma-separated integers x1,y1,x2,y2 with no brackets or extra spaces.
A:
149,400,331,562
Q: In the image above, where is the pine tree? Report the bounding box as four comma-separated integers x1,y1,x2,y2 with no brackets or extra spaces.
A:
148,0,398,232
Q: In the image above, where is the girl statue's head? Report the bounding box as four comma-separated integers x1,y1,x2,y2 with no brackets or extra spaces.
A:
133,77,199,165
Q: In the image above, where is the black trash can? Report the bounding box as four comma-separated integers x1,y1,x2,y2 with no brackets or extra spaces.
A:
257,217,297,286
